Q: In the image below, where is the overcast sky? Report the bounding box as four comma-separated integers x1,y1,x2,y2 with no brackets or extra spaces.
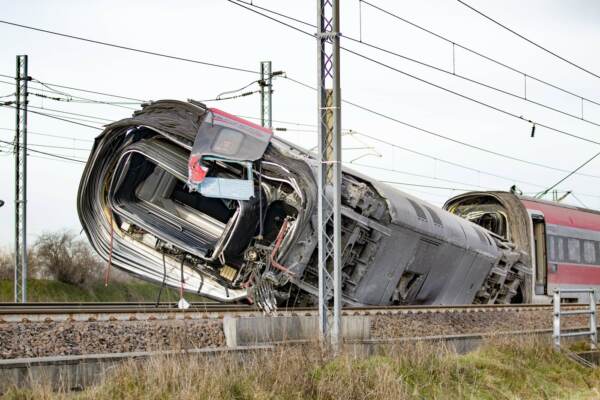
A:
1,0,600,247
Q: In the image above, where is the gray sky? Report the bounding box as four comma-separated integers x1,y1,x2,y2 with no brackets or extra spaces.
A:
1,0,600,247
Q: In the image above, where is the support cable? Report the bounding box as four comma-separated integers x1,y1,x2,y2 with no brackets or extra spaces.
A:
362,1,600,107
2,104,103,130
0,139,86,163
537,150,600,198
0,20,261,75
227,0,600,147
0,127,93,143
457,0,600,81
235,0,600,129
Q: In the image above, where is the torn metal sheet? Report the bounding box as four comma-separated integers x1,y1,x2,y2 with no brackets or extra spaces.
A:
188,108,272,187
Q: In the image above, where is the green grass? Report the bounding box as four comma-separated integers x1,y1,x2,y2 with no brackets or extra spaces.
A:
0,279,208,303
4,338,600,399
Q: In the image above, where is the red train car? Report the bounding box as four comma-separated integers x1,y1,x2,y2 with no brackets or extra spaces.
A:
444,191,600,303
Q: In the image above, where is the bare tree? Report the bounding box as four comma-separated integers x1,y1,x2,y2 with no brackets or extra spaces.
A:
0,249,39,280
34,231,103,286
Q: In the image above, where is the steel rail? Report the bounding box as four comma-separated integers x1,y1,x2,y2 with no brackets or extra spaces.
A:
0,303,587,323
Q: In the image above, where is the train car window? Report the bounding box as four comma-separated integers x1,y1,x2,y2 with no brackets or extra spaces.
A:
548,235,556,261
584,241,596,265
567,238,581,263
557,237,565,262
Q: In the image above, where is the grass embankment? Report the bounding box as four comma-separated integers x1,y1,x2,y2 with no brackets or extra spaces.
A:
4,338,600,399
0,279,207,302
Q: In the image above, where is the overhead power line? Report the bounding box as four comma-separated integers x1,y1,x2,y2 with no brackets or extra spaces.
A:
457,0,600,81
236,0,600,130
362,1,600,107
228,0,600,194
348,130,545,189
0,127,94,143
538,150,600,198
0,139,86,163
278,77,600,182
379,181,475,192
273,75,600,181
27,105,114,122
2,104,103,130
30,77,145,102
353,1,600,130
228,0,600,148
0,20,260,75
349,162,490,190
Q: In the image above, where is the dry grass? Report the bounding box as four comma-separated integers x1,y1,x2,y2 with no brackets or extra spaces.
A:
3,337,600,399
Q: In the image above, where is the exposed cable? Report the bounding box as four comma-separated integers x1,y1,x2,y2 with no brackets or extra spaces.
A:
457,0,600,81
0,20,261,75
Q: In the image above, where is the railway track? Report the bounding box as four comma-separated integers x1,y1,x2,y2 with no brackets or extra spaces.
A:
0,302,593,364
0,302,586,323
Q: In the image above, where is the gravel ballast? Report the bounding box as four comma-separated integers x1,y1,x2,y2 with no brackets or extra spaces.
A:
0,319,224,359
371,308,591,339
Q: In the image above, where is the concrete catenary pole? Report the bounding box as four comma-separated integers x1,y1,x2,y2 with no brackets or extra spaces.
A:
14,55,29,303
316,0,342,350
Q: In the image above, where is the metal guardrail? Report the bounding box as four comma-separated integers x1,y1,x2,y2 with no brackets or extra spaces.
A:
553,289,597,349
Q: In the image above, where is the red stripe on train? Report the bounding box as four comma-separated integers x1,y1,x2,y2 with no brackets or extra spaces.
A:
521,199,600,231
548,263,600,285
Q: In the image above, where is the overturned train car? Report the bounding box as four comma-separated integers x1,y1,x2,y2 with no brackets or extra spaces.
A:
78,100,529,308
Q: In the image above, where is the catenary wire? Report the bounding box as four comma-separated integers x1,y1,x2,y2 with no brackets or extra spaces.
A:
0,127,94,143
226,2,600,191
237,0,600,127
278,76,600,181
456,0,600,81
348,130,546,189
27,105,115,122
2,104,103,130
228,0,600,148
362,0,600,107
537,150,600,197
0,139,86,163
0,20,260,75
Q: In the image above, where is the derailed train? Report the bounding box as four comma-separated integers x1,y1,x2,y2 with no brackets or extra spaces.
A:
78,99,530,308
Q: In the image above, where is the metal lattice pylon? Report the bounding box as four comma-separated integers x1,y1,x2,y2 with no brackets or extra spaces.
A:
260,61,272,128
14,55,28,303
316,0,342,350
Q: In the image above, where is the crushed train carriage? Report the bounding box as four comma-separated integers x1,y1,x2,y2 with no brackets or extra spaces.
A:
77,100,529,308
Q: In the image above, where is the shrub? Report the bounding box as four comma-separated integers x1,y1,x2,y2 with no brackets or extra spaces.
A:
33,231,103,286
